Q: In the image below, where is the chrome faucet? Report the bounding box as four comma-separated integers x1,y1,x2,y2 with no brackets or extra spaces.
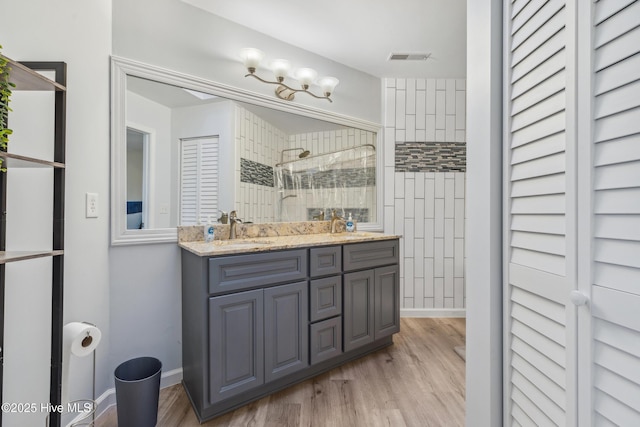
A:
229,210,242,239
330,209,343,234
312,210,325,221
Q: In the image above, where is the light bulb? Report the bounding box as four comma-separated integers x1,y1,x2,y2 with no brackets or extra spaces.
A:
295,68,318,89
239,48,265,73
270,59,291,82
318,76,339,96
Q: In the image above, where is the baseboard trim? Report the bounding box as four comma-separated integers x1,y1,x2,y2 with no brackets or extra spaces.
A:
83,368,183,427
400,308,466,318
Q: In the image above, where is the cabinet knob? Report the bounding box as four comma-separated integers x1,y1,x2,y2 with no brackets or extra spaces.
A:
570,290,589,306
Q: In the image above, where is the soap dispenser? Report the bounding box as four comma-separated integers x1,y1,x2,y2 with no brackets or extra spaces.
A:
204,216,215,242
346,213,356,232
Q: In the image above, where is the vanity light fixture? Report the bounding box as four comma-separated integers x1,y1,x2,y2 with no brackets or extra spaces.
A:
240,48,339,103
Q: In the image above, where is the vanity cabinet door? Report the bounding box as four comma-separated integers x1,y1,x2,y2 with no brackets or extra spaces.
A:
343,269,375,352
264,282,309,382
209,289,264,404
374,265,400,339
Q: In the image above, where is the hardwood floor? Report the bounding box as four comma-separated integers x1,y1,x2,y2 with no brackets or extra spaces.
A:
96,318,465,427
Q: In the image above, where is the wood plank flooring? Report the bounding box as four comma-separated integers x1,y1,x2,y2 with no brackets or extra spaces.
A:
96,317,465,427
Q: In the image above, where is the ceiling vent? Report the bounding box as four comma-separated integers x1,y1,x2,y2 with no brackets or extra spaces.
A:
388,53,432,61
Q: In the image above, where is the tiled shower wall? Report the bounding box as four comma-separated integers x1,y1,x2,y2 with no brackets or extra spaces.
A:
383,78,466,316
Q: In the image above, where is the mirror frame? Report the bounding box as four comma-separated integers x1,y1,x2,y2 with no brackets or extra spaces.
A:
111,55,384,245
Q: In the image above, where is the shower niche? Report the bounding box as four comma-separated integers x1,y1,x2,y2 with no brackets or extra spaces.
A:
274,144,376,223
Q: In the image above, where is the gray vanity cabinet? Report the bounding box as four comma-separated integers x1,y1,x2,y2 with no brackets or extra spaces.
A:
181,238,399,423
343,240,400,352
264,281,309,382
209,289,264,403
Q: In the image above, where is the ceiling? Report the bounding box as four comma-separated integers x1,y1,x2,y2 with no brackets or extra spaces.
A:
180,0,467,79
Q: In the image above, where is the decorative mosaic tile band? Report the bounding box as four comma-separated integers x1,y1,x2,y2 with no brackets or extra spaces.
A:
395,141,466,172
278,168,376,190
240,158,274,187
306,208,369,223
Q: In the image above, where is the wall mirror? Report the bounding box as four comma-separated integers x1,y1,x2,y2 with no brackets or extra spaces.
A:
111,56,383,245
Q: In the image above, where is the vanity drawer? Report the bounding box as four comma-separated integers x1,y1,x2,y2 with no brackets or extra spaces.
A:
309,276,342,322
208,249,307,294
309,246,342,278
309,316,342,365
343,239,399,272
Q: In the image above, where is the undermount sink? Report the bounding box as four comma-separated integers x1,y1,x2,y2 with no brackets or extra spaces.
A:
210,239,273,246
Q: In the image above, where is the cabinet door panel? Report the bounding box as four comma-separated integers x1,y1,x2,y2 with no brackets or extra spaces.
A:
374,265,400,339
209,289,264,403
264,282,309,382
310,316,342,364
310,276,342,322
343,270,375,352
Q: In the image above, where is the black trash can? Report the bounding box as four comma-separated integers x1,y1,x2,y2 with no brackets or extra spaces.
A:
114,356,162,427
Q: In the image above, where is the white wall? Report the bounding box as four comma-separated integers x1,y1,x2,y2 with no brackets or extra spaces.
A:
0,1,112,425
383,78,467,315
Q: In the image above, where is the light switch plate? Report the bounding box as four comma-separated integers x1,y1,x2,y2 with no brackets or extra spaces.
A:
86,192,98,218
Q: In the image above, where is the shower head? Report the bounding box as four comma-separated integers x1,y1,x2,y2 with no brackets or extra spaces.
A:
280,147,311,164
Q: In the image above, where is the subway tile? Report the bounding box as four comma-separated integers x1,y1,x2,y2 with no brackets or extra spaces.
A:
404,219,415,257
404,177,415,217
384,166,395,205
434,199,445,238
395,129,406,142
396,90,406,130
394,172,406,199
454,278,465,308
397,79,406,90
455,130,466,143
455,238,465,277
435,129,445,141
434,278,444,307
426,115,436,141
445,178,455,215
444,219,455,257
456,79,466,90
426,79,436,114
384,128,395,168
455,199,465,238
445,115,456,142
417,78,426,90
414,240,425,277
434,238,444,277
424,218,435,257
416,90,426,129
414,277,424,308
435,174,445,198
424,297,435,309
436,79,447,90
385,78,396,88
415,199,425,238
455,173,465,198
456,90,466,130
394,201,405,236
444,258,454,297
435,90,446,129
444,298,454,309
406,115,416,142
424,259,434,297
415,172,425,198
404,297,414,309
416,130,426,141
446,79,456,115
404,257,414,298
425,179,435,217
406,79,416,114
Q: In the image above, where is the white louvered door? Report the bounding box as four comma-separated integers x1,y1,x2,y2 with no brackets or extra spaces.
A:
180,136,219,225
505,0,640,425
504,0,578,425
590,0,640,424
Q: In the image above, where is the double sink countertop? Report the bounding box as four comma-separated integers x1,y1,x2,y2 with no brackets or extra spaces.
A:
178,221,400,257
